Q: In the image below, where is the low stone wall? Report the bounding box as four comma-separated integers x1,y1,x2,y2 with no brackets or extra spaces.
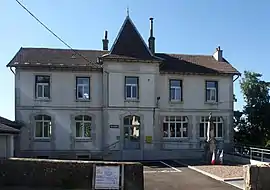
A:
244,164,270,190
0,158,144,190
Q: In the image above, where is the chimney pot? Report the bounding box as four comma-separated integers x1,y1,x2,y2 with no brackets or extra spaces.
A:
213,46,223,62
102,30,109,51
148,17,155,54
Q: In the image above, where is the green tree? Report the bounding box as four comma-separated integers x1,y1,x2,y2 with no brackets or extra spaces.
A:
237,71,270,146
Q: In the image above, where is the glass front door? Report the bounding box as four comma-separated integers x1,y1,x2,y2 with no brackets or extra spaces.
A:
123,115,140,149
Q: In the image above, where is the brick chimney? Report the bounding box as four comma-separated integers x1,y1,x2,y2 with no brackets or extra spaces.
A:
148,18,155,54
213,46,223,62
102,31,109,51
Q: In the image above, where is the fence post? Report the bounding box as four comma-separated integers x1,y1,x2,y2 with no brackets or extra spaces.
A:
92,164,96,190
121,164,125,190
261,150,264,162
250,149,252,160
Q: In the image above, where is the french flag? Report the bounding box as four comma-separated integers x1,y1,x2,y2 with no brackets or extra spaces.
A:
219,150,224,165
211,151,215,165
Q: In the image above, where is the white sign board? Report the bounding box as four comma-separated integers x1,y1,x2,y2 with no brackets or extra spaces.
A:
95,166,120,189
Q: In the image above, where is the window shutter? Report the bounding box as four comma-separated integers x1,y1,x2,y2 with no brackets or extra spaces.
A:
34,76,37,98
180,80,183,101
215,81,218,102
205,81,207,101
169,80,171,101
137,77,139,99
75,77,78,99
124,77,127,100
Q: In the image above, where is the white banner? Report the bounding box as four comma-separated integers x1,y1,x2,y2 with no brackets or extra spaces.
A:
95,166,120,189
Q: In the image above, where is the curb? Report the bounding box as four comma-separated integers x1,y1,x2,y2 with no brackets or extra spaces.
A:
174,160,244,189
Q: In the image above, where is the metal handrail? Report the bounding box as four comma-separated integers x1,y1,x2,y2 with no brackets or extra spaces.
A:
96,140,120,159
232,144,270,162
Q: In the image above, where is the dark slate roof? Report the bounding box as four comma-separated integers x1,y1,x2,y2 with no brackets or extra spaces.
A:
104,16,157,61
156,53,240,75
0,116,22,133
7,48,107,69
0,123,20,134
6,48,240,75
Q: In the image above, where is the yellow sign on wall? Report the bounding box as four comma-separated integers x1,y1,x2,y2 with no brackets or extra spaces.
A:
145,136,152,144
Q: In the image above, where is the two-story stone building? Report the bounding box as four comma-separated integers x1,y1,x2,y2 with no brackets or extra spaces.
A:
7,15,240,160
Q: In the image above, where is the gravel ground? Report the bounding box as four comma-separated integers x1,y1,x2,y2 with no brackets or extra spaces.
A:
193,165,244,179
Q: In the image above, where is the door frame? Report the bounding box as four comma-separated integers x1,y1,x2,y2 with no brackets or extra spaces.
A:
119,113,144,156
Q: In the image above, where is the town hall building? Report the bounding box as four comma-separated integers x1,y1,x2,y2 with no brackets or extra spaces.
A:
7,15,240,160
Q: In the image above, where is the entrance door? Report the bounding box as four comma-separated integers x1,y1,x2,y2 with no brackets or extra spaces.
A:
123,115,140,149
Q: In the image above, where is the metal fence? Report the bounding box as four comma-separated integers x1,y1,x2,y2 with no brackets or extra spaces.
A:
233,144,270,162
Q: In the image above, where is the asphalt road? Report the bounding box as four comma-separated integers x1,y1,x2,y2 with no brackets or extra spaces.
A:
143,160,239,190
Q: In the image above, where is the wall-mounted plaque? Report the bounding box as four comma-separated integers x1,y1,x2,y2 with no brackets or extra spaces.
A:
110,125,119,128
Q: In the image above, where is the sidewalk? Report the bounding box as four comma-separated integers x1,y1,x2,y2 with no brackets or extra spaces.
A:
174,159,244,189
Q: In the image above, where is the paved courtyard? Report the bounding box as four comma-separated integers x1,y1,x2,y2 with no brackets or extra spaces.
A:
143,160,240,190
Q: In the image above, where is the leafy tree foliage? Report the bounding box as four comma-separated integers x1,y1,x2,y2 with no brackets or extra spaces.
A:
235,71,270,146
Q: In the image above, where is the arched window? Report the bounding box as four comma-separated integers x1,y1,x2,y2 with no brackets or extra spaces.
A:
75,115,91,139
199,116,223,138
34,115,51,139
163,116,188,138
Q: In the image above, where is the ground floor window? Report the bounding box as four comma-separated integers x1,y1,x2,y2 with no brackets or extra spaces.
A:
34,115,52,139
163,116,188,138
75,115,91,139
199,116,223,138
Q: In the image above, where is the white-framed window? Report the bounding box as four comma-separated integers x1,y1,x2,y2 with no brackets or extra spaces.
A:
34,115,52,139
35,75,50,99
125,76,139,99
199,116,223,138
169,79,182,101
163,116,188,138
206,81,218,102
76,77,90,100
75,115,91,139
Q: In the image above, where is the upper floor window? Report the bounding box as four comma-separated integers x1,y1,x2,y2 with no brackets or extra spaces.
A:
76,77,90,100
163,116,188,138
125,76,139,100
169,79,182,101
35,75,50,99
199,116,223,138
34,114,51,139
205,81,218,102
75,115,91,139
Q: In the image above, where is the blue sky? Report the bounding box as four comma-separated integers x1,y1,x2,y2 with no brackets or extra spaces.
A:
1,0,269,120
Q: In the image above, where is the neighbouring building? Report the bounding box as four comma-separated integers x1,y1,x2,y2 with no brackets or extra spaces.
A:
0,116,21,158
6,15,240,160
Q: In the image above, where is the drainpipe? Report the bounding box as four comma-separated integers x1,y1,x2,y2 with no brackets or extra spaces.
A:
153,97,160,149
10,67,15,75
233,74,240,82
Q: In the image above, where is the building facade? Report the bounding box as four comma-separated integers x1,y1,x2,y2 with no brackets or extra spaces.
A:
7,15,240,160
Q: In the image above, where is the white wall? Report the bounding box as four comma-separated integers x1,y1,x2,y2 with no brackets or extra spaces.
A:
17,109,102,151
15,62,234,154
16,69,103,108
103,61,159,108
158,74,234,110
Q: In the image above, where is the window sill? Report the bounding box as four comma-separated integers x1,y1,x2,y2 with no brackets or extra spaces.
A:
162,137,189,141
75,138,92,142
204,101,218,105
33,138,51,142
124,99,139,102
169,100,183,104
76,99,91,102
199,137,223,140
35,98,51,102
